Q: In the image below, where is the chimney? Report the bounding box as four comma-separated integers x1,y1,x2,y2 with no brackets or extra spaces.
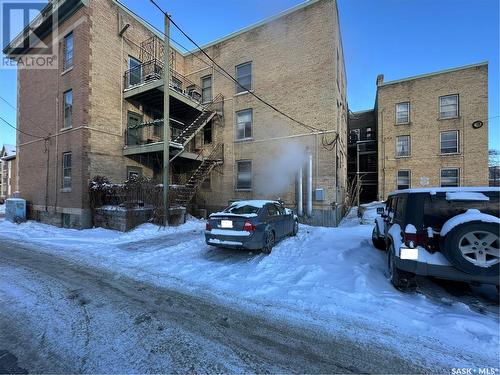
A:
376,74,384,86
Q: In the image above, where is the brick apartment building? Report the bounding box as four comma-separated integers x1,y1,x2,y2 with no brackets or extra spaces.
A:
348,62,489,202
4,0,348,228
0,144,17,202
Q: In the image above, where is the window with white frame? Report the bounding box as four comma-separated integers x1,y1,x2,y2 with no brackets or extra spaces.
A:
397,170,410,190
396,135,410,157
396,102,410,124
441,168,459,187
439,94,459,119
440,130,459,154
63,89,73,129
235,109,252,140
62,152,72,189
236,160,252,190
235,62,252,93
63,32,73,70
201,75,212,103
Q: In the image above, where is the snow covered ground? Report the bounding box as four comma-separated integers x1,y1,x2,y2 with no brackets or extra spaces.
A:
0,212,498,370
0,204,5,215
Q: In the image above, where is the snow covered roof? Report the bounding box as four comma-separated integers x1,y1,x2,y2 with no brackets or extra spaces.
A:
389,186,499,196
1,144,16,160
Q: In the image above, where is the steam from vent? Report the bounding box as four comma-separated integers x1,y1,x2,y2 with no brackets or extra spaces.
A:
255,140,308,197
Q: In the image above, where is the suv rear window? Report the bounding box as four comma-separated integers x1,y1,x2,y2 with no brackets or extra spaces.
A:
423,191,499,229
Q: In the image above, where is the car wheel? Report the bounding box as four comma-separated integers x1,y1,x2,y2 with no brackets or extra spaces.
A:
372,227,386,251
262,230,275,254
387,243,416,291
442,221,499,276
291,220,299,237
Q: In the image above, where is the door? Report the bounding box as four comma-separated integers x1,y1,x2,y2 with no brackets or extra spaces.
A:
127,112,143,146
128,56,142,87
266,204,284,239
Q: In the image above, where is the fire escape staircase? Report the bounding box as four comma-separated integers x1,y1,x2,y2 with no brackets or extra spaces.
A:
169,93,224,162
172,143,224,207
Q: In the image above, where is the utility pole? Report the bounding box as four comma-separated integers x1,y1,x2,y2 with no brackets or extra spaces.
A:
162,13,171,225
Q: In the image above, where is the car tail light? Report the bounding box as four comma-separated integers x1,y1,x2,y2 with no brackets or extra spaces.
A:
243,220,256,232
403,224,426,248
206,222,212,231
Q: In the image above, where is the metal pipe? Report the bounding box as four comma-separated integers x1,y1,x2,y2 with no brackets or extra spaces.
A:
306,152,313,217
162,13,171,225
296,165,303,217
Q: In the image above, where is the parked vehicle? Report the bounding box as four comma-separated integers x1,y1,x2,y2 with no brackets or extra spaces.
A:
377,187,499,289
205,200,299,253
358,201,385,224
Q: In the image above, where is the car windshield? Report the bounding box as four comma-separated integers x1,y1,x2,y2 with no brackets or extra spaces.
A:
224,204,261,215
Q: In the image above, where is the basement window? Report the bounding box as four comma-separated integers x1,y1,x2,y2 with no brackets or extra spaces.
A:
236,160,252,190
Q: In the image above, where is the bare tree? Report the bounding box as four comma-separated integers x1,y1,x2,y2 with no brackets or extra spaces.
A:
489,149,500,186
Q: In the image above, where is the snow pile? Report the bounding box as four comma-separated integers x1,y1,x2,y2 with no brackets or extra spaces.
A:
0,216,498,368
0,204,5,215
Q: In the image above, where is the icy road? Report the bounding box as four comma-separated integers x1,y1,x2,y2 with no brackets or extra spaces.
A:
0,211,498,373
0,238,423,374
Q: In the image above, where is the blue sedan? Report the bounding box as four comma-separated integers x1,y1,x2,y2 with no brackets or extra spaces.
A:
205,200,299,253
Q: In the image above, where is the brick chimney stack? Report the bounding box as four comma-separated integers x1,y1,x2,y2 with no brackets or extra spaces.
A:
376,74,384,85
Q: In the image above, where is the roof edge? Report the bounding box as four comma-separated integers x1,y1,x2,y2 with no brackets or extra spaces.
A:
378,61,488,87
185,0,323,55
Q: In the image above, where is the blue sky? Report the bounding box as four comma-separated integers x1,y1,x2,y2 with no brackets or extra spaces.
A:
0,0,498,149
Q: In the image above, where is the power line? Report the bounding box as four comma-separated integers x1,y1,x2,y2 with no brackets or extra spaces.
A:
0,95,51,138
149,0,323,133
0,115,46,139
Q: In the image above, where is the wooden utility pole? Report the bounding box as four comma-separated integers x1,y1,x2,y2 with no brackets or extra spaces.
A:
162,13,171,225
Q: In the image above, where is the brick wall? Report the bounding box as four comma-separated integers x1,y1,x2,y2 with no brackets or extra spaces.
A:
376,64,489,199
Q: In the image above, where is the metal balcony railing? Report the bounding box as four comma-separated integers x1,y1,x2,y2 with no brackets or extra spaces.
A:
124,119,184,148
123,59,203,103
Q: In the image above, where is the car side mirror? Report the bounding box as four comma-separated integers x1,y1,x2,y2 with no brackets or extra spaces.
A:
376,207,384,215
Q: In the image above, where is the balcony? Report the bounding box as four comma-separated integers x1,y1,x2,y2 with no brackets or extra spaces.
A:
123,59,204,111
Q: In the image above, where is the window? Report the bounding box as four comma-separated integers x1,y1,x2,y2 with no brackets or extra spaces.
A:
441,168,459,187
267,204,279,216
128,56,142,86
396,135,410,157
236,160,252,190
201,75,212,103
235,109,252,140
396,102,410,124
439,94,459,119
127,166,143,180
203,120,212,144
397,170,411,190
63,32,73,70
62,213,71,228
62,152,72,189
235,62,252,93
172,77,182,92
440,130,459,154
63,89,73,129
365,127,374,140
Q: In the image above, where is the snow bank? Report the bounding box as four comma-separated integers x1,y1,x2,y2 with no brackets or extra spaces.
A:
0,215,498,369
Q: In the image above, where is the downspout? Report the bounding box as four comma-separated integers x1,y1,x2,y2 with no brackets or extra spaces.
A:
306,151,313,217
296,165,303,217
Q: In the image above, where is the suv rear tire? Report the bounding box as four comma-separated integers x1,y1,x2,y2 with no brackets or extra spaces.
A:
441,221,499,276
387,243,416,290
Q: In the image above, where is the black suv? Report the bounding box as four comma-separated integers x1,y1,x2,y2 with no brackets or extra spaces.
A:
375,187,499,289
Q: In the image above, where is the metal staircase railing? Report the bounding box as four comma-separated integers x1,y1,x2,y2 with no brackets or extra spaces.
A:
172,143,224,207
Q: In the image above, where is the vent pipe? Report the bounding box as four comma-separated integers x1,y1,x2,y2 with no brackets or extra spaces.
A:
306,152,313,217
296,165,303,217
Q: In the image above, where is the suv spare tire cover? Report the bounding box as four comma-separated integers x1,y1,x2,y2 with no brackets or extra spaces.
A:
441,221,499,276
